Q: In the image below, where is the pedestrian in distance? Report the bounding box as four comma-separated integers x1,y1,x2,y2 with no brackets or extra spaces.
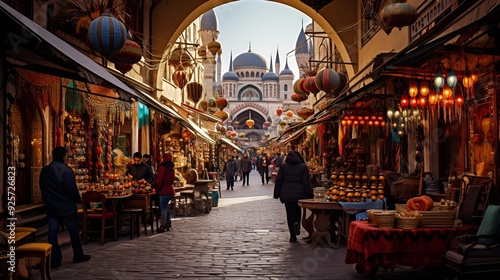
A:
234,155,241,181
240,153,252,186
152,153,176,232
258,153,271,185
39,146,91,268
223,155,237,190
273,150,313,243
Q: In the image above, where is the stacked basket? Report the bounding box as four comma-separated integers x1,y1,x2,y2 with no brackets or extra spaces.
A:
372,210,396,228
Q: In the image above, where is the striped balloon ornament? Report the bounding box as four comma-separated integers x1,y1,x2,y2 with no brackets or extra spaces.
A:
88,13,127,58
315,68,340,93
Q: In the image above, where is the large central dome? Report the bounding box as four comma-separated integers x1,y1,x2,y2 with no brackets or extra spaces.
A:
233,51,267,69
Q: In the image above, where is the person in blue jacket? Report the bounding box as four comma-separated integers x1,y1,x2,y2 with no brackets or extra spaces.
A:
40,146,90,268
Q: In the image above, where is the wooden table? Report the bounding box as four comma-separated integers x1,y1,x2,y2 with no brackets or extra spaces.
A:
345,220,468,278
122,193,156,235
298,199,342,248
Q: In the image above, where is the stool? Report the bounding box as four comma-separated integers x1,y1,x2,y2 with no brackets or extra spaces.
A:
14,243,52,280
120,208,142,239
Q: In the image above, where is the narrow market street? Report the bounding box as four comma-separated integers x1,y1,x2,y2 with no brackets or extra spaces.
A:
39,171,444,280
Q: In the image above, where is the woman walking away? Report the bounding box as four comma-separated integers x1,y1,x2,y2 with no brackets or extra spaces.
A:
240,153,252,186
153,153,176,232
273,150,313,242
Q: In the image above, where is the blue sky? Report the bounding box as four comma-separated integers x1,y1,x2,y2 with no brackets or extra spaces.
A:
214,1,311,81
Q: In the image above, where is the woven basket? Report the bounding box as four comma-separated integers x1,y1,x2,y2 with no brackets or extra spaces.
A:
373,211,396,228
396,216,421,229
366,209,377,225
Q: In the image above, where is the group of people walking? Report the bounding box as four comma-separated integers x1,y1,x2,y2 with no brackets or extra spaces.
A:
223,152,284,189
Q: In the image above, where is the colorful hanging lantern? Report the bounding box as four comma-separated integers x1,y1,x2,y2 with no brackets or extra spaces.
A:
186,82,203,104
315,68,340,93
172,68,188,89
303,76,320,94
207,40,221,56
115,63,133,74
238,132,245,138
276,107,283,117
293,78,308,95
419,81,429,96
297,107,315,120
433,69,445,92
446,70,458,88
291,93,308,103
231,131,237,138
245,119,255,128
418,97,427,109
400,94,409,108
168,47,192,69
226,131,232,137
208,97,216,107
331,72,348,97
279,119,287,129
264,132,270,138
88,13,127,58
380,3,418,29
227,125,234,132
455,92,464,106
109,39,142,65
198,46,207,57
408,81,418,97
285,110,294,119
215,97,228,110
442,85,453,99
214,110,229,121
219,125,227,133
409,97,418,108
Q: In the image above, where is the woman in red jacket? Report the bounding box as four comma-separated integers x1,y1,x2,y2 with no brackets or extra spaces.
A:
153,153,176,232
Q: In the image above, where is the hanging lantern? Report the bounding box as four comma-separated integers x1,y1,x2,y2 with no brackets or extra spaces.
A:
226,131,232,137
434,69,445,92
303,76,320,95
200,100,208,111
418,96,427,109
215,97,228,110
172,68,188,89
114,63,133,74
315,68,340,93
455,92,464,106
215,123,221,132
245,119,255,128
409,97,418,108
419,81,429,96
182,130,190,139
109,39,142,66
263,121,271,128
297,107,314,120
276,107,283,117
219,125,227,133
264,132,270,138
208,97,216,107
233,120,240,126
198,46,207,57
238,132,245,138
442,85,453,99
400,94,409,108
231,131,237,138
446,70,458,88
408,81,418,97
186,82,203,104
293,78,308,95
227,125,234,132
168,47,192,69
428,93,438,106
88,13,127,58
462,75,473,88
285,110,294,119
380,3,418,29
214,110,229,121
291,93,308,103
207,40,221,56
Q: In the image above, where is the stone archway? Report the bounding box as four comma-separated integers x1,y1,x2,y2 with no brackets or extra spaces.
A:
151,0,357,88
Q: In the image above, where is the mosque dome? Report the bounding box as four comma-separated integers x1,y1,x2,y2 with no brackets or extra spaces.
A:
222,71,239,81
262,72,279,81
295,27,309,54
280,67,293,76
233,51,267,69
200,10,218,31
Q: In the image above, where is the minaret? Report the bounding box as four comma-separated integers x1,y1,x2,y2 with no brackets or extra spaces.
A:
275,47,280,75
216,54,222,85
295,25,310,78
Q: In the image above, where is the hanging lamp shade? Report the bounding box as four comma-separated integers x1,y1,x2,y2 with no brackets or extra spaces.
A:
214,110,228,121
172,68,188,89
315,68,340,93
208,97,216,107
408,81,418,97
207,40,221,56
293,78,307,95
400,94,409,108
428,93,438,105
291,93,308,103
263,121,271,128
455,92,464,106
115,63,133,74
276,107,283,117
446,70,458,88
219,125,226,133
434,69,445,92
285,110,294,118
442,85,453,99
215,97,228,110
245,119,255,128
109,39,142,65
186,82,203,104
297,107,314,120
409,97,418,108
418,97,427,108
419,81,430,96
303,76,320,94
380,3,418,29
330,72,348,97
198,46,207,57
238,132,245,138
88,13,127,58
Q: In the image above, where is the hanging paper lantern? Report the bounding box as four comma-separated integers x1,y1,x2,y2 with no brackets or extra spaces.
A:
303,76,320,94
200,100,208,111
226,131,232,137
208,97,216,107
276,107,283,117
215,97,228,110
400,94,409,108
227,125,234,132
418,96,427,109
428,93,438,106
408,81,418,97
238,132,245,138
410,97,418,108
88,13,127,58
168,47,192,69
263,121,271,128
297,107,314,120
291,93,308,103
172,68,188,89
233,120,240,126
446,70,458,88
214,110,229,121
442,85,453,99
380,3,418,29
207,40,221,56
315,68,340,93
330,72,348,97
455,92,464,106
264,132,270,138
419,81,430,96
231,131,237,138
115,63,133,74
434,69,445,92
219,125,226,133
198,46,207,57
186,82,203,104
246,119,255,128
285,110,294,118
293,78,308,95
109,39,142,65
462,75,473,88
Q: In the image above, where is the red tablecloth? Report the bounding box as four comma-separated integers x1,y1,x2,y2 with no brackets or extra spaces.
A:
345,221,468,273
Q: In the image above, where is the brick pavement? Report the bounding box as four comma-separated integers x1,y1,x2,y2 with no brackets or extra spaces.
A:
31,171,447,279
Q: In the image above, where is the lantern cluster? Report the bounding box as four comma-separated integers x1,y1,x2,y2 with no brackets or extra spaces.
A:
340,110,386,127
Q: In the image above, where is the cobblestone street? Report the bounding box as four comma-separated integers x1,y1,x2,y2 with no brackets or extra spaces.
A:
36,171,445,279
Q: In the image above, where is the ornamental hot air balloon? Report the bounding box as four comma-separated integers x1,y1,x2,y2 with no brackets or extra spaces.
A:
207,40,221,56
291,93,308,103
303,76,320,95
186,82,203,104
115,63,133,74
215,97,228,110
109,39,142,66
88,13,127,58
293,78,308,95
172,68,188,89
330,72,348,97
380,2,418,30
315,68,341,94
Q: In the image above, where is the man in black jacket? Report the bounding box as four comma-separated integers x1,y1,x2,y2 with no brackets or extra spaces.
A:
273,150,313,242
126,152,155,183
40,147,90,268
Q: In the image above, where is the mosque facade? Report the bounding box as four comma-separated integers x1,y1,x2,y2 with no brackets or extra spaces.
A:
199,9,313,145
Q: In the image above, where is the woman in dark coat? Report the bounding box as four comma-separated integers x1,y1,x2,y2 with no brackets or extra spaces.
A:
273,150,313,242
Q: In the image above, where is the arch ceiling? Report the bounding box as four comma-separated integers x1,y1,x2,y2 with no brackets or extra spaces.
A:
152,0,357,85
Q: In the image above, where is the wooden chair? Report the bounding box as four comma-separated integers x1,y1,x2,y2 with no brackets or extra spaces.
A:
14,243,53,280
457,174,492,228
82,191,118,245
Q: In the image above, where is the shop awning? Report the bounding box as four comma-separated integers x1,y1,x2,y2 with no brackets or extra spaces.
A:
0,2,139,101
181,103,223,123
278,127,308,145
184,118,216,144
219,137,244,154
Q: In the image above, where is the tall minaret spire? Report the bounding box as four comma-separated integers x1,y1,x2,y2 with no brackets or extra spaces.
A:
248,42,251,52
275,47,281,74
216,54,222,84
269,55,274,73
